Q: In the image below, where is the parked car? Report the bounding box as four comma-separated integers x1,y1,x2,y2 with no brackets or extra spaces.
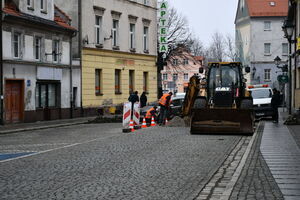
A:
169,96,185,117
247,85,273,118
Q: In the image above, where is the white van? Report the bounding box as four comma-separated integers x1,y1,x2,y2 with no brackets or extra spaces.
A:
247,85,273,118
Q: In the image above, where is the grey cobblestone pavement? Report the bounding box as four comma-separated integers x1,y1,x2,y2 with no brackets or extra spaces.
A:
230,122,284,200
288,125,300,149
0,124,241,200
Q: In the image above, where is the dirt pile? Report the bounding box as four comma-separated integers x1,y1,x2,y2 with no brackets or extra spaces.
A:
166,116,189,127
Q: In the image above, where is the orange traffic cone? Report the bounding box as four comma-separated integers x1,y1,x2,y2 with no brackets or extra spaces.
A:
151,116,156,127
129,119,135,132
142,118,147,128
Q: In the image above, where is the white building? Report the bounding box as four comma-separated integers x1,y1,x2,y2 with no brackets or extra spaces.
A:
2,0,78,123
235,0,288,89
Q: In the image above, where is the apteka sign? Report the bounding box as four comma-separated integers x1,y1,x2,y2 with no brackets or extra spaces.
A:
158,1,168,53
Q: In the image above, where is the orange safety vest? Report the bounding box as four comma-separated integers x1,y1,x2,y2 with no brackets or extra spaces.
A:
159,93,171,106
145,107,156,119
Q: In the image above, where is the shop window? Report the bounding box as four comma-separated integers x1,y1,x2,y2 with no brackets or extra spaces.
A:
129,70,135,94
95,69,102,95
36,82,60,108
143,72,148,92
115,69,121,94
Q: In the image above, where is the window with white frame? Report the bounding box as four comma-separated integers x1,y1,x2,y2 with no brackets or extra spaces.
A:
162,73,168,80
184,73,189,80
264,43,271,55
112,19,119,47
183,59,189,65
264,69,271,81
40,0,47,12
95,15,102,44
13,32,21,58
264,21,271,31
27,0,33,9
172,59,178,66
53,40,59,62
282,43,288,56
143,26,149,52
173,74,178,81
129,23,135,49
34,36,42,61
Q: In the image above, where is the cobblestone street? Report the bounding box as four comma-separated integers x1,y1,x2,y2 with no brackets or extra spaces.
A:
0,124,241,200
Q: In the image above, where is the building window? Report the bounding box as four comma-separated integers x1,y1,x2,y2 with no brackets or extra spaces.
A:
35,82,59,108
95,15,102,45
264,69,271,81
143,72,148,92
27,0,33,9
112,20,119,47
143,26,149,52
162,73,168,80
183,59,189,65
115,69,121,94
53,40,59,62
13,32,21,58
95,69,102,95
40,0,47,12
129,23,135,50
184,73,189,80
264,43,271,55
73,87,77,107
129,70,135,94
144,0,149,5
173,59,178,66
173,74,178,81
282,43,288,56
264,21,271,31
34,36,41,60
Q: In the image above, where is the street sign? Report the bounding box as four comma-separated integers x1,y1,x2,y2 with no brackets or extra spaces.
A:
158,0,168,53
277,75,289,84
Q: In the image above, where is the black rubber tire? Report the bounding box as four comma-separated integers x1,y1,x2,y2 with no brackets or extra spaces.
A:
240,99,253,109
193,98,206,109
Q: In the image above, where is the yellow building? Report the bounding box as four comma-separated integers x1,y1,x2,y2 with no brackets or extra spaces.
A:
82,48,157,108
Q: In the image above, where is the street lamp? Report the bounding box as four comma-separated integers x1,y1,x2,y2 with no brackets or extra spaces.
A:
274,56,281,67
282,19,295,115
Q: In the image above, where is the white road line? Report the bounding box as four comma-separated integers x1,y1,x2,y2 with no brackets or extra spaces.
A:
0,134,120,163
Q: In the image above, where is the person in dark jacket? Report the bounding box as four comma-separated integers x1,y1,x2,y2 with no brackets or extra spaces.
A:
140,92,147,108
271,88,280,123
128,91,139,120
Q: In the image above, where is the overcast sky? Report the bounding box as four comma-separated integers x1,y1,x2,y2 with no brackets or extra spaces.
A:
169,0,239,47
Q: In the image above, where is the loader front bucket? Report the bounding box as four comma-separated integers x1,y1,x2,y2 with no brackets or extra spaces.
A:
190,108,254,135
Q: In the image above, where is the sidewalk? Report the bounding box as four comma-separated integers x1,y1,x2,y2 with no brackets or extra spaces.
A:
0,116,96,134
260,109,300,200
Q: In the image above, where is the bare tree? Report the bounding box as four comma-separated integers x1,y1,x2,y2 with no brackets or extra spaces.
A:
209,31,225,62
188,37,205,57
224,34,236,61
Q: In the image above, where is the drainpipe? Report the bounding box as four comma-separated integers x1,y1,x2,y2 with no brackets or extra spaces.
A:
0,0,4,125
78,0,83,117
69,34,73,119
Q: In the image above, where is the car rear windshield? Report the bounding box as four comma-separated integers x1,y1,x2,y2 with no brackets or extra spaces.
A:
251,89,272,99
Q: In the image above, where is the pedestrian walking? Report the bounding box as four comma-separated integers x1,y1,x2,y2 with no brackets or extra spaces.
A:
128,91,139,120
271,88,280,123
140,92,147,108
145,106,157,124
158,92,173,125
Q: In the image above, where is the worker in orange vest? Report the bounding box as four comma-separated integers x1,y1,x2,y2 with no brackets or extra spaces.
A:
158,92,173,125
145,106,157,124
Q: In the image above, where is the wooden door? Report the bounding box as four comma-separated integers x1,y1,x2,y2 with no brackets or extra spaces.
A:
5,81,23,123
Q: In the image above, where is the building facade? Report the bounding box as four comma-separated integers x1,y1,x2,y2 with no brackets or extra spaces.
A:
161,48,204,94
235,0,288,90
1,0,78,123
286,0,300,112
55,0,158,115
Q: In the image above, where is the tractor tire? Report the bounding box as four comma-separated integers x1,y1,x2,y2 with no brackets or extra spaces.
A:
193,98,206,109
240,99,253,109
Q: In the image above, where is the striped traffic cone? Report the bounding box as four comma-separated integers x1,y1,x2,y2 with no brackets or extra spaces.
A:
129,119,135,132
142,118,147,128
151,116,156,127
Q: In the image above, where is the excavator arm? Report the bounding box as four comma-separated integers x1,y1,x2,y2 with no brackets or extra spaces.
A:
182,75,201,116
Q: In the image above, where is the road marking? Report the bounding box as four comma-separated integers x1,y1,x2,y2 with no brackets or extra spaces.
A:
0,134,121,163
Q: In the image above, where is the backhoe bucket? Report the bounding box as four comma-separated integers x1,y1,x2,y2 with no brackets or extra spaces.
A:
190,108,254,135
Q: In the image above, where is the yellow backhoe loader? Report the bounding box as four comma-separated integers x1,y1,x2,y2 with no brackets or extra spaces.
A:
182,62,254,135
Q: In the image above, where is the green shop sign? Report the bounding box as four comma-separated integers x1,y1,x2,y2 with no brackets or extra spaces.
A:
158,1,168,53
277,75,289,84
